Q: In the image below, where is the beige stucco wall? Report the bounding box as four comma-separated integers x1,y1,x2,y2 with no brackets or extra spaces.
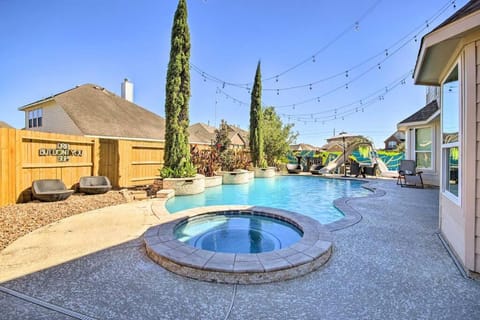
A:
438,39,478,274
24,100,83,135
474,40,480,272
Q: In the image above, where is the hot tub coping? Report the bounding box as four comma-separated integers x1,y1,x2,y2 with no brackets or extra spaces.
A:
144,205,333,284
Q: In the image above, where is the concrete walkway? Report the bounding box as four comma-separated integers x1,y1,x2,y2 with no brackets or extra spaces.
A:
1,180,479,319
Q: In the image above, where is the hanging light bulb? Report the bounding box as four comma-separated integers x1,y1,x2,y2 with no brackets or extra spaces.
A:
317,97,320,103
312,55,316,63
292,104,296,110
452,0,456,9
309,84,312,90
277,89,280,95
345,70,349,78
385,49,388,56
222,82,225,89
414,35,417,42
354,21,360,31
275,75,279,83
377,63,381,70
345,84,349,90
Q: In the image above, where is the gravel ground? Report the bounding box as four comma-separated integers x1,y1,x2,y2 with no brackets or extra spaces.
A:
0,191,127,251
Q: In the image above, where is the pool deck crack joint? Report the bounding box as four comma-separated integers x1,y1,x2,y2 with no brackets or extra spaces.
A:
0,285,98,320
223,284,237,320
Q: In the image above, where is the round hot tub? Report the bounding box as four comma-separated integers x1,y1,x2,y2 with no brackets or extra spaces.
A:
174,213,303,254
144,206,333,284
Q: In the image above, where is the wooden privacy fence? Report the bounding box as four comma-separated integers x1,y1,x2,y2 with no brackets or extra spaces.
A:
0,128,166,206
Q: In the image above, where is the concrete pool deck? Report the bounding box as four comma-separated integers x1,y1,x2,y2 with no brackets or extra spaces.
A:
1,179,480,319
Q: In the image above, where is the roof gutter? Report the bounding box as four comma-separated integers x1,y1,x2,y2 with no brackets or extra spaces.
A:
18,97,55,111
397,110,440,130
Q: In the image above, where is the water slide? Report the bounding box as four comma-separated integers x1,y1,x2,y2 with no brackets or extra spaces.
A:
375,157,398,178
319,141,365,174
319,142,398,177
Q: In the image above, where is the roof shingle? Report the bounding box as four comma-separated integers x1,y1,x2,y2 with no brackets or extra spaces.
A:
24,84,166,140
398,100,439,125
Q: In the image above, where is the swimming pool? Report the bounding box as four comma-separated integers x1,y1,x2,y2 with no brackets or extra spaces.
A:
166,176,371,224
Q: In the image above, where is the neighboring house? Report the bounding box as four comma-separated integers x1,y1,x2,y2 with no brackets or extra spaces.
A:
290,143,319,152
320,132,366,152
0,121,13,128
188,122,248,150
227,124,249,149
397,100,440,186
19,82,166,141
189,122,216,146
383,131,405,150
414,0,480,276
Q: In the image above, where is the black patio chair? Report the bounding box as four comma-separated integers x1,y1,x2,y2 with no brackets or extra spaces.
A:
286,163,303,174
350,161,364,177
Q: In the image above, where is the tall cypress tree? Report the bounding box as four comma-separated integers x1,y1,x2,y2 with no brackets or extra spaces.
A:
249,61,265,167
162,0,195,177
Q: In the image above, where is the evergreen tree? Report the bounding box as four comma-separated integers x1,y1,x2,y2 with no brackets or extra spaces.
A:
249,61,265,167
162,0,195,178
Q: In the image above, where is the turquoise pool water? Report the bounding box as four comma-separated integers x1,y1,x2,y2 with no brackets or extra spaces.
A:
166,176,371,224
175,212,302,254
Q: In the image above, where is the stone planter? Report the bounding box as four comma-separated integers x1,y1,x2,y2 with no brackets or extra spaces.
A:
204,175,222,188
162,174,205,196
254,167,276,178
233,169,254,180
221,171,250,185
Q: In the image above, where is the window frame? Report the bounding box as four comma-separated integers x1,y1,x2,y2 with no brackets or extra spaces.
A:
413,126,433,170
441,62,461,203
27,108,43,128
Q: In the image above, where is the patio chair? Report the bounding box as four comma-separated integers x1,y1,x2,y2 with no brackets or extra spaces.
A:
397,160,424,188
79,176,112,194
32,179,74,202
286,163,303,174
349,161,364,177
363,163,378,177
310,162,324,175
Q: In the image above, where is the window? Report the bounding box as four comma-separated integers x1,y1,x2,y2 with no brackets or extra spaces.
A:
387,141,397,149
441,65,459,197
415,127,432,169
28,109,43,128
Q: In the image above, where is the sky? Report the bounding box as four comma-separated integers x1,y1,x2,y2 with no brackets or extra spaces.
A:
0,0,469,148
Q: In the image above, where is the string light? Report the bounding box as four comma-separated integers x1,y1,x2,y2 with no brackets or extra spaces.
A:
190,0,456,91
275,70,412,123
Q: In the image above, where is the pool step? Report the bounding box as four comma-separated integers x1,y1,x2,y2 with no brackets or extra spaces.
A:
156,189,175,199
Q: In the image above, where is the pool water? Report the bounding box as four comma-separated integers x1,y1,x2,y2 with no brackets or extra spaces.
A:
166,176,371,224
174,213,303,254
